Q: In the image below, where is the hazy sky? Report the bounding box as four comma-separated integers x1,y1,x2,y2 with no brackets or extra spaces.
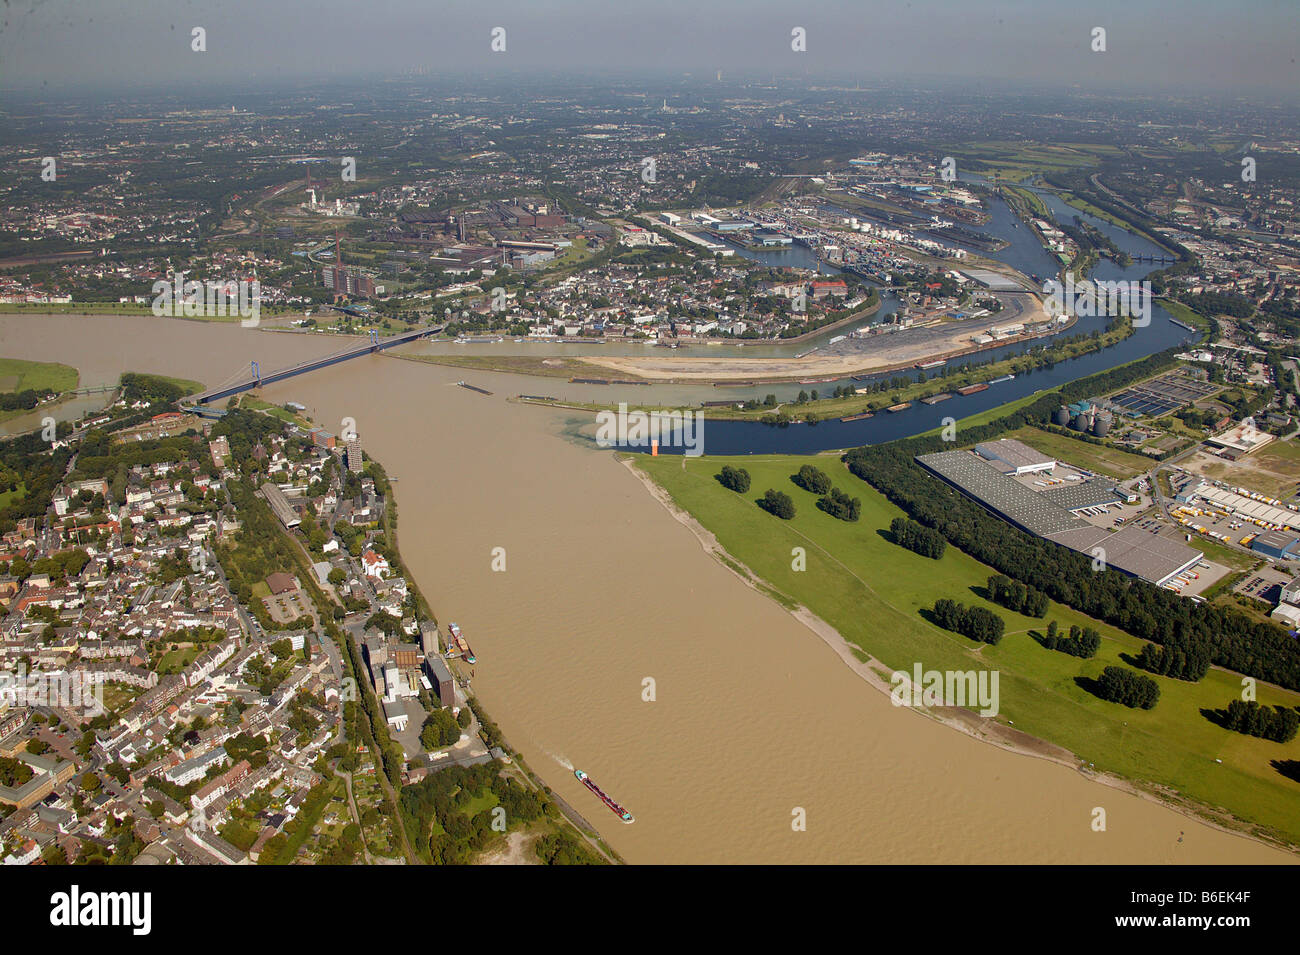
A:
0,0,1296,97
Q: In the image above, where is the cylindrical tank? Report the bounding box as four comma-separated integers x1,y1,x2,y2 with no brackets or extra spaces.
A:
1070,414,1087,431
1092,413,1112,438
1054,406,1071,426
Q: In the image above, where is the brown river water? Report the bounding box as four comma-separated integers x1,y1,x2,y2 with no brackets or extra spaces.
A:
1,314,1293,863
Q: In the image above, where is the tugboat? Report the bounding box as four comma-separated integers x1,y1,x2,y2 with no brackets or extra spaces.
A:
575,769,634,823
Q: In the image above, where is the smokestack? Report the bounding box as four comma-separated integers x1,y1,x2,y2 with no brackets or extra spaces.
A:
335,231,341,267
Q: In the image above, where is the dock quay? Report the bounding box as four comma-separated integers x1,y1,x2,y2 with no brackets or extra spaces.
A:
569,377,651,386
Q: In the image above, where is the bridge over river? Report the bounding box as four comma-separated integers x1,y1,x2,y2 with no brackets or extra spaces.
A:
183,324,444,409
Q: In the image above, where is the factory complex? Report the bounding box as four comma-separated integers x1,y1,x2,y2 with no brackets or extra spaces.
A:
917,439,1203,587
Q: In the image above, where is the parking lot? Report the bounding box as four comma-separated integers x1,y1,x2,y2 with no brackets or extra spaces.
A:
1121,509,1233,596
264,589,313,624
1232,565,1294,606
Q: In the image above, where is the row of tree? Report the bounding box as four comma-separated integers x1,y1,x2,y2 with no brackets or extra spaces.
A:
1220,700,1299,743
1041,621,1100,658
0,389,47,412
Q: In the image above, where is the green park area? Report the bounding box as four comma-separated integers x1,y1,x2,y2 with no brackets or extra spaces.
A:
945,141,1123,182
636,452,1300,849
0,357,79,394
0,357,80,423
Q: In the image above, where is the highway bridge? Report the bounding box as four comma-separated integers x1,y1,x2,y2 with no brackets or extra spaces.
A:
183,325,443,407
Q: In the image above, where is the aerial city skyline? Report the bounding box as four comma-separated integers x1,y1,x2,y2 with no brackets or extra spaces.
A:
0,0,1296,936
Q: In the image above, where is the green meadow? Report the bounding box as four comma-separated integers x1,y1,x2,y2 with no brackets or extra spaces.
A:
0,357,79,395
636,452,1300,849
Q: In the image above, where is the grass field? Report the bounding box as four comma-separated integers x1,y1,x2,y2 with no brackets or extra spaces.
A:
1002,425,1155,479
152,373,205,394
239,395,308,425
1158,298,1213,336
1003,184,1048,219
636,452,1300,849
1192,440,1300,502
0,357,79,395
0,484,26,510
1187,535,1261,573
100,682,143,714
156,646,200,674
947,142,1123,183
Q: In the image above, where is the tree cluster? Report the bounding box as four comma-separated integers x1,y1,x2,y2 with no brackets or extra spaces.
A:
1096,665,1160,709
1220,700,1299,743
759,489,796,520
1041,621,1100,658
932,598,1005,645
716,465,751,493
1135,638,1211,682
420,708,462,750
793,465,832,495
987,574,1048,617
890,517,946,559
817,487,861,522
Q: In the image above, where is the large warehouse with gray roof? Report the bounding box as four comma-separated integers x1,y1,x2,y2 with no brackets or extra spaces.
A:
974,438,1057,475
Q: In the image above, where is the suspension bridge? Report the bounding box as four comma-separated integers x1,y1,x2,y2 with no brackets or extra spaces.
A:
182,325,443,412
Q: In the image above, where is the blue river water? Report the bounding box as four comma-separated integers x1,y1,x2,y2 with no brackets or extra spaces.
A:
625,185,1196,455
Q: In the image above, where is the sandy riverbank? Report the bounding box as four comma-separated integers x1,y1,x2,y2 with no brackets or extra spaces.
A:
583,304,1051,382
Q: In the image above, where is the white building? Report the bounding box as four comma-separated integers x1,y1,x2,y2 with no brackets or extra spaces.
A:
973,439,1056,476
1280,575,1300,608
